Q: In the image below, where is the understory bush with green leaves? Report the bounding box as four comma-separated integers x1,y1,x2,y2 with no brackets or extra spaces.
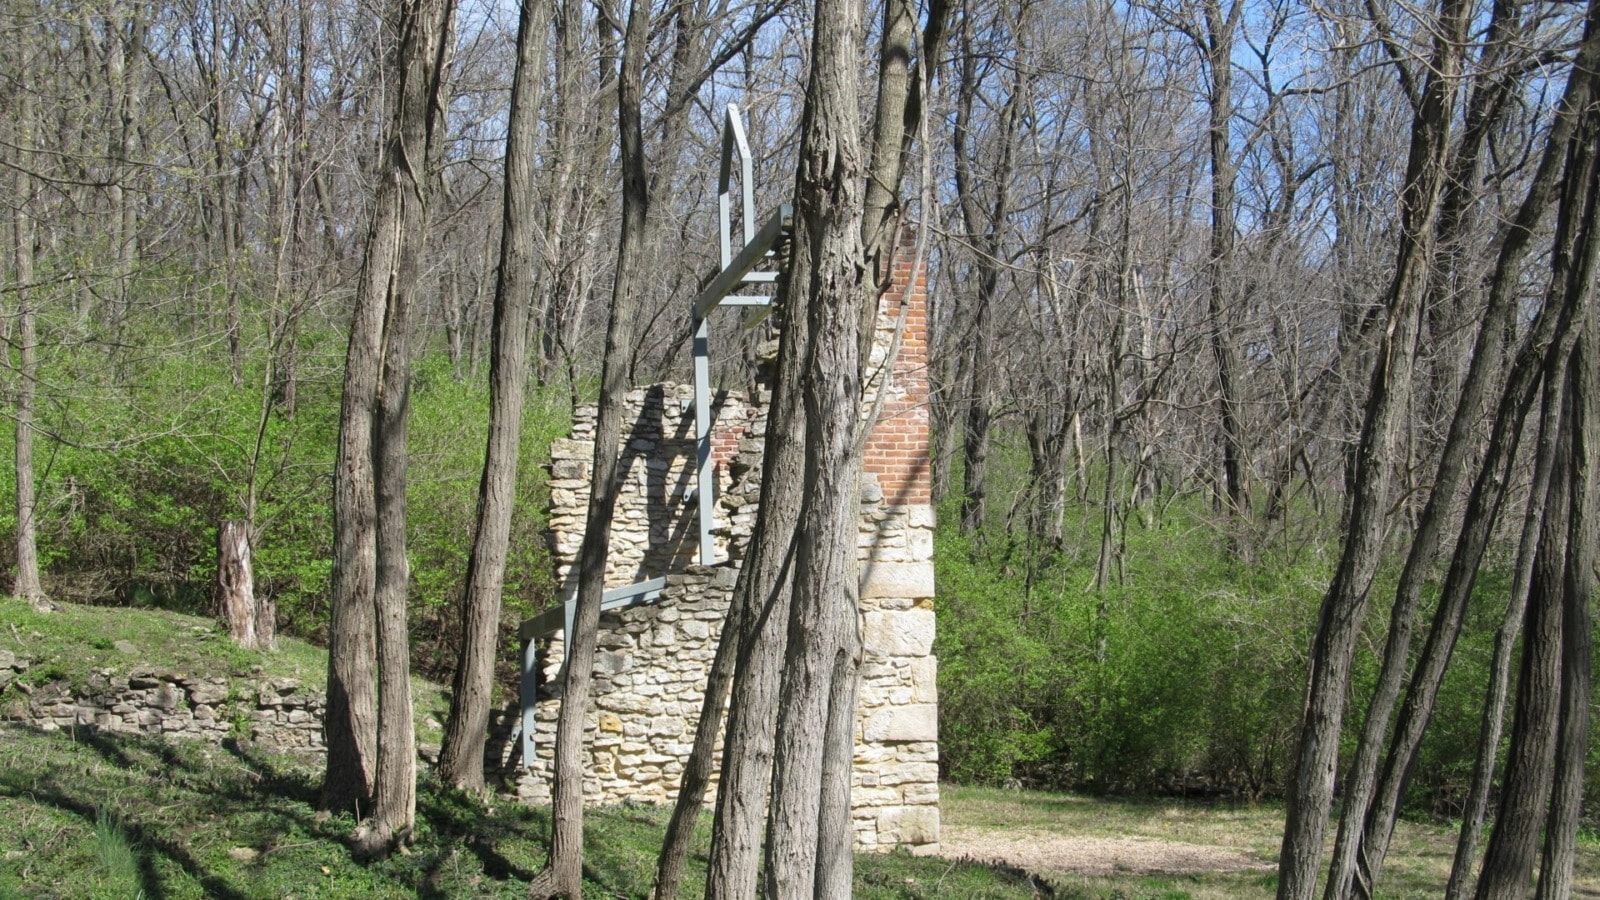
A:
0,314,568,679
936,493,1321,796
932,455,1576,812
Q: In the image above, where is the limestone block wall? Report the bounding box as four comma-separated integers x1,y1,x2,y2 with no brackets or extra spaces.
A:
1,652,327,754
520,235,938,853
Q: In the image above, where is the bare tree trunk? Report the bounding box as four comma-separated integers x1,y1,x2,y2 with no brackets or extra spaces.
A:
437,0,550,793
218,520,263,649
762,0,869,889
1535,322,1597,900
1348,40,1600,890
10,79,45,609
1475,382,1573,900
1447,370,1562,900
952,4,1025,536
1201,0,1250,529
704,337,807,900
1324,7,1589,892
1275,0,1470,889
323,0,456,831
525,1,648,893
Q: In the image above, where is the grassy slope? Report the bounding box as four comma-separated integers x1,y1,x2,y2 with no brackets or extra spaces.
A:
5,600,1592,898
0,725,1039,898
0,600,1037,898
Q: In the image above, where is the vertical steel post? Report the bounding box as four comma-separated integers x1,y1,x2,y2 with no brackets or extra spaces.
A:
520,638,538,768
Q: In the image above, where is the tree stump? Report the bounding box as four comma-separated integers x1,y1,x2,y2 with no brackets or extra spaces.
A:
218,520,272,650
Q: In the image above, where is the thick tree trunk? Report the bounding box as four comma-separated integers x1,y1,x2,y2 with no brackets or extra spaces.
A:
218,520,270,650
525,1,647,894
359,281,419,853
762,0,869,890
437,0,550,793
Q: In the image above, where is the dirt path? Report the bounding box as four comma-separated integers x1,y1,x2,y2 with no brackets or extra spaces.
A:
941,825,1277,878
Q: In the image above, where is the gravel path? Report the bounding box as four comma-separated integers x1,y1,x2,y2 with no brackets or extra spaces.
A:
941,826,1277,878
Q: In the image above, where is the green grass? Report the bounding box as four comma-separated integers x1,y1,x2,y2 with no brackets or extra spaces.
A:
7,600,1592,898
0,595,322,689
0,725,1049,898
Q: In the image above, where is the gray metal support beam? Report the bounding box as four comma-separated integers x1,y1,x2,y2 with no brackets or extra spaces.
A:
691,204,791,320
694,314,716,565
520,638,538,768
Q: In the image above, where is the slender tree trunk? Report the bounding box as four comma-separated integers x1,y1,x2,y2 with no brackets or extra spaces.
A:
1535,322,1597,900
323,0,456,830
951,7,1025,536
437,0,550,792
1275,0,1470,889
704,330,807,900
526,1,648,893
1447,367,1562,900
1475,383,1573,900
10,80,45,608
1350,41,1600,889
1324,8,1586,891
1202,0,1250,529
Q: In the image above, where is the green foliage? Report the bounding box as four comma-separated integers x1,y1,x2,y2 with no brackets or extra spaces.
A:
936,489,1324,796
2,309,569,676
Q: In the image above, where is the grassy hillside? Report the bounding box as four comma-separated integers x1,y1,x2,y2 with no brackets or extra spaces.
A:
0,600,1041,899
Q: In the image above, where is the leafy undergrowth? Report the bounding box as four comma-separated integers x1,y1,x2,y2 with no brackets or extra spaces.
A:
0,724,1044,898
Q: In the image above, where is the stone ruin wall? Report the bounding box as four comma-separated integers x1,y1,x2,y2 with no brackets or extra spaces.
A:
1,647,327,754
514,244,940,854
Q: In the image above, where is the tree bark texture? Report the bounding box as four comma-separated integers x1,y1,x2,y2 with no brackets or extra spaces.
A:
1350,38,1600,890
525,0,647,893
437,0,551,793
323,0,455,840
1275,0,1470,890
1474,387,1573,900
1324,6,1590,891
952,8,1025,536
10,79,45,608
218,520,272,650
1535,319,1597,900
1202,0,1250,526
762,0,869,891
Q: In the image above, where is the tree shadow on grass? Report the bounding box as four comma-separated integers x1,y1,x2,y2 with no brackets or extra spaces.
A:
414,780,543,896
0,754,249,900
0,725,339,898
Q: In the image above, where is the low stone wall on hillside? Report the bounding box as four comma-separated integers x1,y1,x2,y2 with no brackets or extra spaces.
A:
0,649,325,753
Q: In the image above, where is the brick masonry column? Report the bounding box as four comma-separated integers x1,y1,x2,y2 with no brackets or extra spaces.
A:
852,229,940,854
